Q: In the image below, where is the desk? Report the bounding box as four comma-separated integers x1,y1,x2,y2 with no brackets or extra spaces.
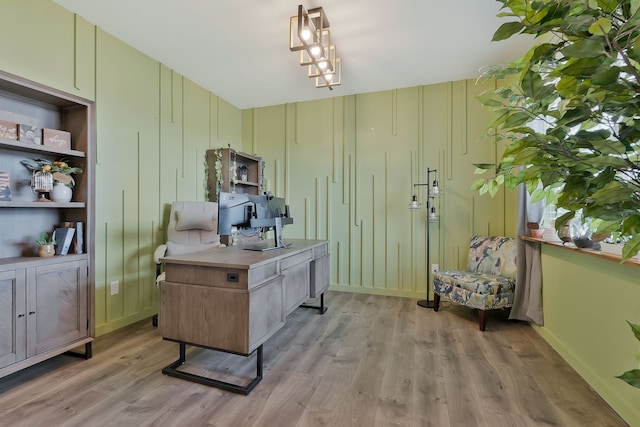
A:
158,239,329,394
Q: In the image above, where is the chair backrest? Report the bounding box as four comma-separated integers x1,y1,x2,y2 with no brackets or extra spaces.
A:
466,235,517,279
165,201,221,256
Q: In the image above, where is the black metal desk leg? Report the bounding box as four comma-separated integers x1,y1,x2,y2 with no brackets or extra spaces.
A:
300,292,328,314
162,343,263,395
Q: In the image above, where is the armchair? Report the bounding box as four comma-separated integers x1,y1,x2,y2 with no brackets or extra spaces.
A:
432,235,517,331
152,201,225,326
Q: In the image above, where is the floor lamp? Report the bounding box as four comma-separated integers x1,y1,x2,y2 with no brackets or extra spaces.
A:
408,168,440,308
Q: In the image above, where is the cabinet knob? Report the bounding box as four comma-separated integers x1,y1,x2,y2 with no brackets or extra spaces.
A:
18,313,25,318
28,311,36,315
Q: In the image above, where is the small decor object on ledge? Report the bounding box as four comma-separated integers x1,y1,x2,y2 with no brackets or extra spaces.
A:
238,164,249,182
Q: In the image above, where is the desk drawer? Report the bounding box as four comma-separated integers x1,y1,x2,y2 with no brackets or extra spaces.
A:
310,253,330,297
248,261,278,289
165,265,248,290
313,243,328,258
280,249,312,270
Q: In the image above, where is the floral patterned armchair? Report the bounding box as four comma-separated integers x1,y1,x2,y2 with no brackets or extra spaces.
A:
433,235,517,331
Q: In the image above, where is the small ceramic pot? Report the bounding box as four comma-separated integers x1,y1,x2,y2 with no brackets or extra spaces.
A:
531,229,544,239
38,244,55,257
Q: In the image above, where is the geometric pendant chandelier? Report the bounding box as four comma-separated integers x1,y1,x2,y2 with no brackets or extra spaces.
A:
289,5,342,90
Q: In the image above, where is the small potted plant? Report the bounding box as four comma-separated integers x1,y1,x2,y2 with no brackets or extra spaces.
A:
36,231,56,257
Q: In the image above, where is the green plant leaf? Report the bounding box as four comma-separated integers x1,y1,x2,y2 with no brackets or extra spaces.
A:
621,235,640,261
560,39,606,58
588,17,612,35
471,178,486,191
473,163,496,171
616,369,640,388
627,321,640,342
488,179,500,197
493,21,525,41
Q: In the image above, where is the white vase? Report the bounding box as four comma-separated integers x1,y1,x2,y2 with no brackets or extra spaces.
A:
51,182,72,202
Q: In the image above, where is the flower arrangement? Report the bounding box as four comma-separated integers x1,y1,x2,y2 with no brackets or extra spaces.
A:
21,158,83,188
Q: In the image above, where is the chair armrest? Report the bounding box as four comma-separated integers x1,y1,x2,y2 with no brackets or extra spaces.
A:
154,244,167,264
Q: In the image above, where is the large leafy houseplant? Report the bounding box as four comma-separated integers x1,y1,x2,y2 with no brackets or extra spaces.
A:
617,321,640,388
475,0,640,261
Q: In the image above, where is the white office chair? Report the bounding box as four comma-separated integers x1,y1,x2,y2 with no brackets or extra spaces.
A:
152,201,225,326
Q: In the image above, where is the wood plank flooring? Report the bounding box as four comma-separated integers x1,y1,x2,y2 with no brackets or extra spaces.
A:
0,292,627,426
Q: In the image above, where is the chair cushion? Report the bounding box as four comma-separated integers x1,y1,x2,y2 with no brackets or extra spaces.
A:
167,201,221,247
175,208,215,231
433,270,515,310
466,235,517,278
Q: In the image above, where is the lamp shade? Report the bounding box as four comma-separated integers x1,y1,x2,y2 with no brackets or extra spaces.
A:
408,195,422,210
428,206,440,223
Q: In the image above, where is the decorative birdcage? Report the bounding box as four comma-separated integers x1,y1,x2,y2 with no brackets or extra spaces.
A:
31,169,53,201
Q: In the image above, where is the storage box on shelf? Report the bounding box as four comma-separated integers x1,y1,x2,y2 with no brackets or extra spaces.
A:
0,70,95,378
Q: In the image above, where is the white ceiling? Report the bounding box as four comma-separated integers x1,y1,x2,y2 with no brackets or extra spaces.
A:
52,0,533,110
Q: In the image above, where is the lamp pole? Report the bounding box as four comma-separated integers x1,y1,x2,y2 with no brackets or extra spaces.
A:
417,168,438,309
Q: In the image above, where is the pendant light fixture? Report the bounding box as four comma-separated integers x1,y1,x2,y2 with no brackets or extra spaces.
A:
289,5,342,90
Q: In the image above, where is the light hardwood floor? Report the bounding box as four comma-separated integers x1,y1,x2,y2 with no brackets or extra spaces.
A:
0,292,627,427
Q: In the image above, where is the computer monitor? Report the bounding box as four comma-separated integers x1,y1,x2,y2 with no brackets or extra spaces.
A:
217,192,293,251
217,192,255,236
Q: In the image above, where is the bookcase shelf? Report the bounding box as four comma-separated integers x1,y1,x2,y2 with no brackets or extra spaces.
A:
0,138,85,158
0,70,95,379
0,201,85,208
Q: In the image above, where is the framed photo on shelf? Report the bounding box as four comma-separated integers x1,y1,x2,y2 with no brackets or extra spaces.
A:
18,124,42,144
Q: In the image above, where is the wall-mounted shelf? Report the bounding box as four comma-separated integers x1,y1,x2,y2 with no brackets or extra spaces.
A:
522,236,640,268
206,148,263,202
205,147,263,246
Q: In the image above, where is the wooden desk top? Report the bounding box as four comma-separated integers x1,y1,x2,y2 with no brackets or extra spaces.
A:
161,239,328,270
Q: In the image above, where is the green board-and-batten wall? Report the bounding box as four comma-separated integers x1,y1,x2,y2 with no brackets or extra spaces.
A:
0,0,513,334
243,82,516,299
2,1,638,425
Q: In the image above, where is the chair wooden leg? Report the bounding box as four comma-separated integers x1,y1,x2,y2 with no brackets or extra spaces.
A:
433,294,440,312
478,310,487,331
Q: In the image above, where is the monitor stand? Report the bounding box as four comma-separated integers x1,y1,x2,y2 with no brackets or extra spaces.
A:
243,217,292,252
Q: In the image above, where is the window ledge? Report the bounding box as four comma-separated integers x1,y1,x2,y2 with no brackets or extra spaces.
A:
521,236,640,268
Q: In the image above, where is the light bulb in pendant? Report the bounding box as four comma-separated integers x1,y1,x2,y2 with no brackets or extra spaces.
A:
408,195,422,210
